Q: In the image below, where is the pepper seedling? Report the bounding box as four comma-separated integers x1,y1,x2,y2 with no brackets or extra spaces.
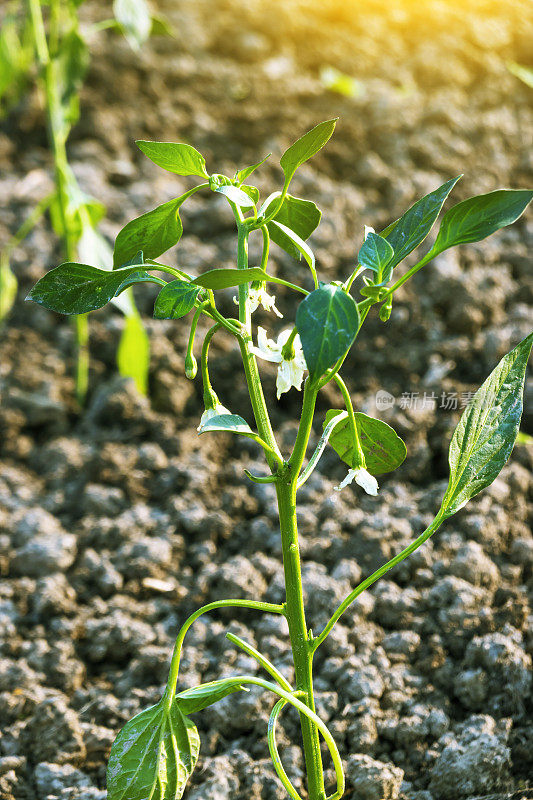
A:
28,119,533,800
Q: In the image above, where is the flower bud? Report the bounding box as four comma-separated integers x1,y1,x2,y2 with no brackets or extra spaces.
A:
185,353,197,380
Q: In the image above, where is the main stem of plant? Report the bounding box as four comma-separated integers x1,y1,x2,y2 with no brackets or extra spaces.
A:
235,218,326,799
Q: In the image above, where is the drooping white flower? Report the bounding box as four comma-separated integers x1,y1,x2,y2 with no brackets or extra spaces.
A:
251,327,307,399
233,286,283,317
334,467,379,496
197,403,231,432
364,225,375,240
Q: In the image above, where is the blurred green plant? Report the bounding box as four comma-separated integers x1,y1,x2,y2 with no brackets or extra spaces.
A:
319,65,363,98
0,0,169,401
507,60,533,89
28,119,533,799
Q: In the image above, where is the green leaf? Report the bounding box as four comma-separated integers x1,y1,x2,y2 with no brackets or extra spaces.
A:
117,313,150,395
440,332,533,518
280,119,337,188
267,194,321,260
198,413,254,436
176,678,247,715
427,190,533,258
137,141,209,178
270,221,316,277
154,280,200,319
113,197,186,267
507,61,533,88
239,184,260,204
324,410,407,475
296,284,360,380
27,263,164,315
381,176,461,269
193,267,270,290
113,0,152,50
235,154,271,184
107,697,200,800
213,184,254,207
357,232,394,278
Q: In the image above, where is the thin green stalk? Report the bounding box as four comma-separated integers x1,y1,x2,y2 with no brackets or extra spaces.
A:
268,700,304,800
333,374,365,468
260,225,270,272
163,599,285,710
226,632,293,692
311,511,446,652
381,250,435,299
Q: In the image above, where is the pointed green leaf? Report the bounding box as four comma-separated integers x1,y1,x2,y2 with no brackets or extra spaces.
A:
280,119,337,187
270,221,316,278
357,232,394,278
440,332,533,517
27,263,164,315
113,197,186,267
267,194,321,260
235,154,271,184
193,267,270,290
176,678,248,715
136,141,209,178
427,189,533,258
213,184,254,207
198,413,254,436
381,176,461,269
107,697,200,800
154,280,200,319
324,410,407,475
296,284,360,380
113,0,151,49
117,313,150,395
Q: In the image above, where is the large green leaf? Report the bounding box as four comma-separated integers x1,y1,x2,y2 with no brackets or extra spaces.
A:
113,0,151,49
117,313,150,395
427,190,533,258
137,141,209,178
280,119,337,188
324,410,407,475
113,197,186,267
176,678,247,715
107,697,200,800
440,332,533,517
267,194,321,260
153,280,200,319
357,232,394,279
296,284,359,380
381,176,461,269
27,263,164,315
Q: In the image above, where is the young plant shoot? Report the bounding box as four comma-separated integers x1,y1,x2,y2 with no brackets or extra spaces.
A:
28,119,533,800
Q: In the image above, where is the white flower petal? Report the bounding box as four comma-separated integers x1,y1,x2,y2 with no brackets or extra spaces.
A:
354,468,379,496
334,469,356,491
364,225,375,240
197,403,231,431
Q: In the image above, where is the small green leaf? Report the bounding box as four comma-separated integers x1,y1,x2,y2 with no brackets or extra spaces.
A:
154,280,200,319
117,313,150,395
137,141,209,178
427,190,533,258
296,284,360,380
107,697,200,800
27,263,164,315
235,154,271,184
280,119,337,188
270,221,316,279
113,197,186,267
113,0,151,49
357,232,394,278
198,413,254,436
176,678,248,715
381,176,461,270
213,184,254,207
324,410,407,475
239,184,260,204
440,332,533,517
267,194,321,260
193,267,270,290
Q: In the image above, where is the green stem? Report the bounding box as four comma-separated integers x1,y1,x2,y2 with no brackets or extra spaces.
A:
226,632,293,692
381,249,436,299
200,322,222,407
333,374,365,468
268,700,304,800
311,511,446,652
164,599,285,709
260,225,270,272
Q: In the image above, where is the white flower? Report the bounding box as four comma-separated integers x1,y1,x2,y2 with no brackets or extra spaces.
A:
197,403,231,432
251,327,307,399
364,225,375,240
334,467,379,496
233,286,283,317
